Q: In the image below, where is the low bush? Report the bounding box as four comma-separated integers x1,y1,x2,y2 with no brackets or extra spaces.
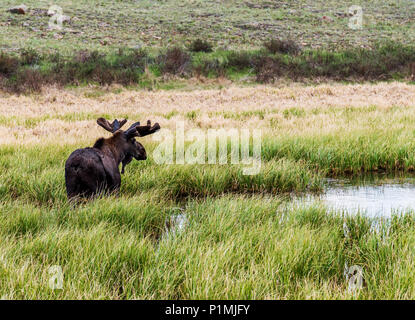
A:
1,41,415,92
158,47,192,76
188,39,213,53
264,38,301,55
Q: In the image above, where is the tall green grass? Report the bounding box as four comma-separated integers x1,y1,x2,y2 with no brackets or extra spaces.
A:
3,121,415,298
263,130,415,175
1,193,415,299
0,143,323,204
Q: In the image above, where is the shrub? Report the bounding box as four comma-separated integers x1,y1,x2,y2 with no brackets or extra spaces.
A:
111,49,149,73
193,57,226,77
255,56,285,83
1,41,415,92
0,53,19,76
188,39,213,53
226,51,255,70
6,68,44,93
158,47,191,75
74,50,104,64
264,39,301,55
19,48,41,66
113,69,139,85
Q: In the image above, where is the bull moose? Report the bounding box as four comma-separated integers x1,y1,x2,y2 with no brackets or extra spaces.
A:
65,118,160,200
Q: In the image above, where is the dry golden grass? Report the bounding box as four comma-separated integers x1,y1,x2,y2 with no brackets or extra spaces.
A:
0,82,415,145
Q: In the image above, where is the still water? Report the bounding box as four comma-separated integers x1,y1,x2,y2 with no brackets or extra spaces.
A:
302,174,415,218
160,175,415,239
161,208,187,241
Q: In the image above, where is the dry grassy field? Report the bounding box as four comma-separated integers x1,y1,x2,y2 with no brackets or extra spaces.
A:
2,82,415,145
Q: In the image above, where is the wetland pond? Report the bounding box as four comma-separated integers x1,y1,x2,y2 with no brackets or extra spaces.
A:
300,174,415,218
163,174,415,237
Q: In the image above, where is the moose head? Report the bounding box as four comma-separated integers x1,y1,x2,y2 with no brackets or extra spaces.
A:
65,118,160,200
96,117,160,173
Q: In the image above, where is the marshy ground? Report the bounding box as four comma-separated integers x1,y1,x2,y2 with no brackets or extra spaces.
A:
2,82,415,298
2,0,415,300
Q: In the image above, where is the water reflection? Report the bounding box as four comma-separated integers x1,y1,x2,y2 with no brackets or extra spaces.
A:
303,174,415,218
162,209,187,241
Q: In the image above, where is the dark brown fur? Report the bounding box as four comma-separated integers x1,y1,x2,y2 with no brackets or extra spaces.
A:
410,62,415,80
65,119,159,200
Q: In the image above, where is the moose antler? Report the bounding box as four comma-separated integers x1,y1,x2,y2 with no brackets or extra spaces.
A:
97,118,127,133
125,120,160,138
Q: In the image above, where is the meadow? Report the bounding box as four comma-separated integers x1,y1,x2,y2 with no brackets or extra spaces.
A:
1,0,415,53
2,0,415,301
2,1,415,93
1,82,415,299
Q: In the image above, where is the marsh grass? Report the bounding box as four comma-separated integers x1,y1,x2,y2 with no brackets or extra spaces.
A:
0,141,415,299
2,83,415,298
262,131,415,175
1,192,415,298
0,143,322,203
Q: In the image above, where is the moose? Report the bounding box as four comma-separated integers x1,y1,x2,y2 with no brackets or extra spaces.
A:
65,118,160,200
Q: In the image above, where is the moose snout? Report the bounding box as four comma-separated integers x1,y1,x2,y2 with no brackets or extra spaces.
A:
137,152,147,160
